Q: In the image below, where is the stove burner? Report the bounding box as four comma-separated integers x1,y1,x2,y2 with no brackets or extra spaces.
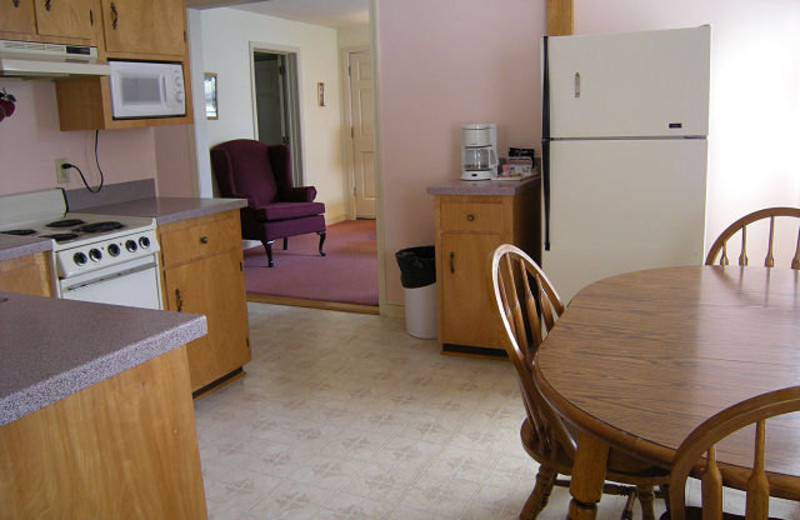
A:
77,221,124,233
40,233,79,243
47,218,86,228
1,229,37,236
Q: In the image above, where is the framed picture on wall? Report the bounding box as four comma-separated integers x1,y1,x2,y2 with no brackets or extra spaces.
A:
204,73,218,120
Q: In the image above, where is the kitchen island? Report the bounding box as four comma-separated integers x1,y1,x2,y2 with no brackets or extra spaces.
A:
0,292,209,518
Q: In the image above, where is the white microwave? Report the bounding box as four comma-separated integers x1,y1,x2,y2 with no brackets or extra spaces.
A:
108,61,186,119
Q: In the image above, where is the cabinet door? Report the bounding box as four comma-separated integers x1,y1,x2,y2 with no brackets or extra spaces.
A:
100,0,185,57
34,0,95,40
0,253,54,297
163,249,250,391
0,0,36,35
439,232,505,350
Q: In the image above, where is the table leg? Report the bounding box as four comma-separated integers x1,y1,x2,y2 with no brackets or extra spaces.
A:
568,432,610,520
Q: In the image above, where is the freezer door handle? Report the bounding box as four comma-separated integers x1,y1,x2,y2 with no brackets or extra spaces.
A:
574,72,581,98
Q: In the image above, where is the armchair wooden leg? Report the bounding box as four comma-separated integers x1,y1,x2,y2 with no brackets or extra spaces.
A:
318,231,327,257
282,237,288,250
261,240,275,268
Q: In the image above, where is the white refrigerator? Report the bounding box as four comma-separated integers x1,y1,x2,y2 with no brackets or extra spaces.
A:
541,25,711,301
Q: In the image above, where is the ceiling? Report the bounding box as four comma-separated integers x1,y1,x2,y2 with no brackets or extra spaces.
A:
185,0,369,29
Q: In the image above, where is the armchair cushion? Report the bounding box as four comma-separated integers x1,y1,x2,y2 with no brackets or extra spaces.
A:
250,201,326,222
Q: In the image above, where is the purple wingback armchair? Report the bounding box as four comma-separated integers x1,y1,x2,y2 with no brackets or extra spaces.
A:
210,139,326,267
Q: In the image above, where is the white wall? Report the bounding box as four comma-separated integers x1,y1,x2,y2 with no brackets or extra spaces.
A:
188,8,348,222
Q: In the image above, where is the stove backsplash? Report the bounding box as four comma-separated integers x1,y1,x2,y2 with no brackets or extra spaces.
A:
66,179,156,212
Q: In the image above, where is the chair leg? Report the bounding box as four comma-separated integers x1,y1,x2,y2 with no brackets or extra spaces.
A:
317,231,327,257
520,465,558,520
636,485,656,520
261,240,275,268
282,237,288,251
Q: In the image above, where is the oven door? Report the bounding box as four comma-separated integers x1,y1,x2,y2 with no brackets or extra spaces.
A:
59,256,163,310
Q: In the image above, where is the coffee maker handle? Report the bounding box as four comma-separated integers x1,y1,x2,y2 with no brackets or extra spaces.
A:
489,148,498,170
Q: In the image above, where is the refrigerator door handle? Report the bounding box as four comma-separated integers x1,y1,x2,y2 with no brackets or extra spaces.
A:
574,72,581,98
541,36,552,251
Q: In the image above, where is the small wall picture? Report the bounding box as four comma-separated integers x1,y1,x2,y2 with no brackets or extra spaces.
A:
317,82,326,107
204,73,218,120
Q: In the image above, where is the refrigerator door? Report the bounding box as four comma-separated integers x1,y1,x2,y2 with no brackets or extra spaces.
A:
542,138,707,302
547,26,710,138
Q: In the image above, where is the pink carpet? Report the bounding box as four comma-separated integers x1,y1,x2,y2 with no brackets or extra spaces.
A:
242,219,378,306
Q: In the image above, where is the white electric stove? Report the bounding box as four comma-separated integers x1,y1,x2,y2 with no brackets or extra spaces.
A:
0,189,162,309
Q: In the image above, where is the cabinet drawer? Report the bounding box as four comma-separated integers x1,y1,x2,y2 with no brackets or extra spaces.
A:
441,201,505,233
159,212,240,268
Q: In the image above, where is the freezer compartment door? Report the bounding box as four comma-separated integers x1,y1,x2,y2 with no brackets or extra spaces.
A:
546,25,710,138
542,139,708,302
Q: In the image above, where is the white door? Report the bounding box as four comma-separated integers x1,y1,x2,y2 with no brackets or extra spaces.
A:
347,50,376,219
547,25,710,138
542,138,708,302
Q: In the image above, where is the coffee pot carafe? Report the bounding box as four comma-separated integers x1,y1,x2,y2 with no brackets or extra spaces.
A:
461,123,498,181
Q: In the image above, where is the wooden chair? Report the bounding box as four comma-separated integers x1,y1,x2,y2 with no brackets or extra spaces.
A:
705,208,800,269
668,386,800,520
490,244,669,520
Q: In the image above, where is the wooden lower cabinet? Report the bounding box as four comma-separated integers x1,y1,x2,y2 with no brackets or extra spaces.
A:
0,252,54,297
0,346,207,519
433,178,541,356
159,210,250,394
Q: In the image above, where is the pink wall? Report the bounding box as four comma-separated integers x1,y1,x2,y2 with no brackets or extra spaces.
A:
0,78,158,197
376,0,546,303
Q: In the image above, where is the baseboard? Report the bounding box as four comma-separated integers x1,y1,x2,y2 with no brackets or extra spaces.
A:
246,293,379,315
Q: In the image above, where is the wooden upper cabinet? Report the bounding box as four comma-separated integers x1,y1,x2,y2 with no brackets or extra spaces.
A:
0,0,37,35
100,0,186,58
0,0,96,43
34,0,96,40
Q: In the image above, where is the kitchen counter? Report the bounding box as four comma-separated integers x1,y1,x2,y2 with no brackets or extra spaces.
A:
0,291,207,426
427,174,540,197
81,196,247,225
0,234,53,263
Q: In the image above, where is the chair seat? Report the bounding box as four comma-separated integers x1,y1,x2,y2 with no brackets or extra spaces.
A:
251,201,326,221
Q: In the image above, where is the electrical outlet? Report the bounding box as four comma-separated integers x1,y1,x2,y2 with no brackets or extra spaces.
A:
55,158,69,184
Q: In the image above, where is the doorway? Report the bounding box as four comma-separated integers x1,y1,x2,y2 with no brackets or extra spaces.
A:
251,48,303,184
344,48,376,219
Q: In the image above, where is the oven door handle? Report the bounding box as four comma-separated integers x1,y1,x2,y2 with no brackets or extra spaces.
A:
60,259,158,292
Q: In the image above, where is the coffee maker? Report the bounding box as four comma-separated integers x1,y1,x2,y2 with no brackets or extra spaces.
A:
460,123,498,181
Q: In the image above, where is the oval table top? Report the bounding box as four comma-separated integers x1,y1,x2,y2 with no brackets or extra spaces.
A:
534,266,800,479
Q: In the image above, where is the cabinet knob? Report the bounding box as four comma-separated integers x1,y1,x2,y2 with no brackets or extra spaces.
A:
200,236,209,244
466,214,475,222
175,288,183,312
44,0,51,11
449,252,455,274
12,0,20,8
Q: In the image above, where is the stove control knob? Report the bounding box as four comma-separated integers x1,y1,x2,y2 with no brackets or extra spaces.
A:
73,252,88,266
126,239,138,252
108,243,121,257
89,248,102,262
139,236,151,249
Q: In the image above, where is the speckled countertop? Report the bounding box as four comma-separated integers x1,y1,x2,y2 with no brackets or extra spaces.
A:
0,234,53,263
427,174,540,197
0,292,207,426
79,196,247,225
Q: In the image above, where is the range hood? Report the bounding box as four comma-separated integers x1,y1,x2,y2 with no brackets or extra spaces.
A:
0,39,110,78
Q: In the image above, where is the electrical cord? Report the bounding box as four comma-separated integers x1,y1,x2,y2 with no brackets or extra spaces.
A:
61,130,105,193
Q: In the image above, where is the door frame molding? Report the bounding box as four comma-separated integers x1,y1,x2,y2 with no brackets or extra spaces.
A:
248,41,306,184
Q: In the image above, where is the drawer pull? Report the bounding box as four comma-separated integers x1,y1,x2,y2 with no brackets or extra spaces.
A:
200,236,209,244
449,252,455,274
466,214,475,222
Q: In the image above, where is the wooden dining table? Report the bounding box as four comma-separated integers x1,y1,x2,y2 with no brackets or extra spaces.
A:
533,265,800,520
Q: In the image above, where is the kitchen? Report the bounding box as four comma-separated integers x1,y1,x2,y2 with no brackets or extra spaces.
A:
2,0,800,518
